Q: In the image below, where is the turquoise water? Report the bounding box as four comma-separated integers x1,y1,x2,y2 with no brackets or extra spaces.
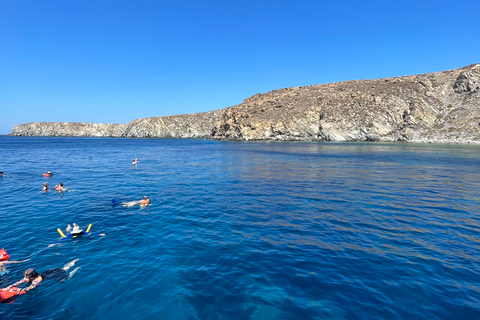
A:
1,137,480,319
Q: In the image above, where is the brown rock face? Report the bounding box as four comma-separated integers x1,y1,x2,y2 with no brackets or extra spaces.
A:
211,63,480,143
122,110,224,138
10,63,480,144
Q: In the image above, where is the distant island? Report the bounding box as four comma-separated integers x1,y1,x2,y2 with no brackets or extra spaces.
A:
10,63,480,144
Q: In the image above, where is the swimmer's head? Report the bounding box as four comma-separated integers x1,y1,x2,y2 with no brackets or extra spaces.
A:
24,268,38,280
143,196,148,199
44,182,48,186
59,183,63,187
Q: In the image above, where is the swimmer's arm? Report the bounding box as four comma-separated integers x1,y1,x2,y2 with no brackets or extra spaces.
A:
23,284,34,292
23,277,42,292
6,277,27,288
48,235,71,247
87,232,106,236
1,259,30,264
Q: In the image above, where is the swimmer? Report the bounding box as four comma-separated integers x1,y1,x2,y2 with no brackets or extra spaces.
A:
4,259,80,294
140,196,151,206
0,171,3,176
55,182,64,191
132,158,138,164
121,196,151,207
43,171,53,177
43,182,49,192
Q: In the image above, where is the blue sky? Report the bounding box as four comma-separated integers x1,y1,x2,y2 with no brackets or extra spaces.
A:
1,0,479,134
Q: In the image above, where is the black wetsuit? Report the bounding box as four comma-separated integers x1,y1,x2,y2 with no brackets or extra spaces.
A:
40,268,69,282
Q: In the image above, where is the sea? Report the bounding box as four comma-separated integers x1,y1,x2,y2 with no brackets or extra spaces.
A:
0,136,480,320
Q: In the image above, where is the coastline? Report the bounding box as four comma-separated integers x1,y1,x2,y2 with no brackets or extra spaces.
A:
9,63,480,144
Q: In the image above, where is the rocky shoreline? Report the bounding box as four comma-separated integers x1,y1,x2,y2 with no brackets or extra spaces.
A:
10,63,480,144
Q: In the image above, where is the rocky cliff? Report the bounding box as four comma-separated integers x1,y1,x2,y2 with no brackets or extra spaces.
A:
122,110,224,138
10,63,480,143
10,110,223,139
11,122,125,137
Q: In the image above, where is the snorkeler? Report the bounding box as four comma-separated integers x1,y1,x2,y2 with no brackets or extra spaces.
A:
43,182,49,192
43,171,53,177
55,183,65,191
141,196,151,205
3,259,80,294
120,196,151,207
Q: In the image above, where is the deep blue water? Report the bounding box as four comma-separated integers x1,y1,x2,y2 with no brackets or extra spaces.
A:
1,137,480,320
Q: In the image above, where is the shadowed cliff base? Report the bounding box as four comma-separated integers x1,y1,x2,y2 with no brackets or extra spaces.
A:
10,63,480,144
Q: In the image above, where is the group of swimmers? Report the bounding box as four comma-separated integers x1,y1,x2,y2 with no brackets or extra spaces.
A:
1,170,64,192
1,160,150,301
1,221,88,300
1,170,78,299
42,171,66,192
43,182,65,192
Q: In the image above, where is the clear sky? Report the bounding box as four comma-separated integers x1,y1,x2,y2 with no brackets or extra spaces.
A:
1,0,479,134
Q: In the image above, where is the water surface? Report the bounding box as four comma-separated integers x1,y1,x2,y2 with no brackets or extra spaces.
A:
1,137,479,319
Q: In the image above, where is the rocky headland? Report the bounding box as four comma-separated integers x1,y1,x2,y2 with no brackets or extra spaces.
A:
10,63,480,143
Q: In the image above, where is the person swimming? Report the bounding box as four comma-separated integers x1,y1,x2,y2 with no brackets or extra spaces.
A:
132,158,138,164
140,196,151,205
3,259,79,294
55,183,65,191
43,171,53,177
121,196,151,207
43,182,49,192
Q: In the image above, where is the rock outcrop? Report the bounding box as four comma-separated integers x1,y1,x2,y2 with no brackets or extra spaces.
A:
211,63,480,143
122,110,224,138
10,63,480,144
10,110,223,139
11,122,125,137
